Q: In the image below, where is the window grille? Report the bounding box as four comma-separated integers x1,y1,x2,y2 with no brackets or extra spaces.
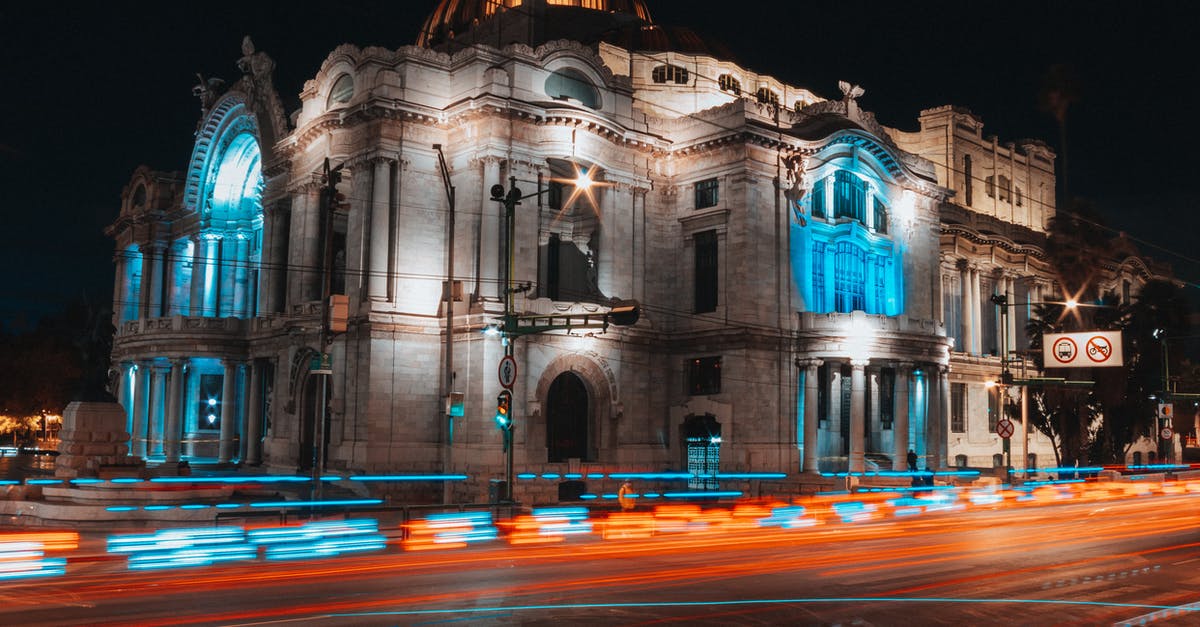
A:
834,242,866,313
694,178,719,209
652,64,689,84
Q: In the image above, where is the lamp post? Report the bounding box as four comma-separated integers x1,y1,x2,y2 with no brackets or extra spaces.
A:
990,295,1086,475
487,169,638,503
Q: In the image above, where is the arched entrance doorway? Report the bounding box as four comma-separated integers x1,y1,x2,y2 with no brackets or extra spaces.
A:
546,372,589,462
682,414,721,489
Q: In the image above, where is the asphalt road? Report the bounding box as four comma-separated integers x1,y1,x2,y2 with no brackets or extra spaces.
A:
4,492,1200,626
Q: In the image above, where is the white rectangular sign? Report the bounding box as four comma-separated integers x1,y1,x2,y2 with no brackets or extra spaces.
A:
1043,331,1123,368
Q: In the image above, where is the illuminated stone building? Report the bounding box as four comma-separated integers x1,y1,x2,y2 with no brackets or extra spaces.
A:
106,0,1160,496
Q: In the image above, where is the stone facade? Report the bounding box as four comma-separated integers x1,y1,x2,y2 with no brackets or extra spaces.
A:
105,0,1166,500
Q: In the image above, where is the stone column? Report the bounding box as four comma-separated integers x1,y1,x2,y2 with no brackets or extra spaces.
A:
848,359,868,473
368,158,392,301
930,365,951,470
1005,276,1018,360
479,158,501,299
202,235,222,317
131,362,150,458
300,185,322,303
960,264,972,353
802,359,823,473
189,235,205,316
970,268,982,355
245,361,263,465
113,252,128,323
219,360,238,463
893,363,911,471
632,187,648,302
597,182,617,297
233,234,250,318
141,244,162,318
163,359,184,462
259,205,276,315
149,364,168,458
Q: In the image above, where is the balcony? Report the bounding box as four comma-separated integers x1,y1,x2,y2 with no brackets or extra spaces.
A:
114,316,248,355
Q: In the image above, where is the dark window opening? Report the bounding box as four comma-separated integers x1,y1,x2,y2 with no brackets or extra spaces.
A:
880,368,895,429
694,230,718,313
652,64,689,84
547,372,590,462
695,178,719,209
755,87,779,105
718,74,741,95
951,383,966,433
688,356,721,396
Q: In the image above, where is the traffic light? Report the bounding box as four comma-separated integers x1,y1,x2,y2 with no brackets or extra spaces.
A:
494,390,512,430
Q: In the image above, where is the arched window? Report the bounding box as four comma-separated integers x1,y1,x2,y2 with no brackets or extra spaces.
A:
547,372,590,462
755,87,779,105
652,64,689,84
132,184,147,209
326,74,354,107
545,68,601,108
718,74,740,94
833,241,866,313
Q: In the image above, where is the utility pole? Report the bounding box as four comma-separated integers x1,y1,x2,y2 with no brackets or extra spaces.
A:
434,144,456,504
314,158,347,504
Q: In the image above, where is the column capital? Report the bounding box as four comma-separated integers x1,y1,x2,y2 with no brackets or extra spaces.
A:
850,358,869,369
796,358,824,369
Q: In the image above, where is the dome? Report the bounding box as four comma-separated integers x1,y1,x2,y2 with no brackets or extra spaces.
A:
418,0,653,49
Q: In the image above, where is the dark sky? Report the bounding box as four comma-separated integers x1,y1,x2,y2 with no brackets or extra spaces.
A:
1,0,1194,331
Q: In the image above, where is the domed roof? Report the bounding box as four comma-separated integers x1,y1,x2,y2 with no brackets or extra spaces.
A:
418,0,653,49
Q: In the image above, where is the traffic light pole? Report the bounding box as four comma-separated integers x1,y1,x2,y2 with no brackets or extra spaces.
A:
502,177,518,503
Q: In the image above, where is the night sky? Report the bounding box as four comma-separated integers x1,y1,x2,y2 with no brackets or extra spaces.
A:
1,0,1194,331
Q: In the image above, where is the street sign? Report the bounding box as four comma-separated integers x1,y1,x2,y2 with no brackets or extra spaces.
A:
309,352,332,375
1042,331,1123,368
1161,426,1174,440
996,418,1014,439
498,355,517,389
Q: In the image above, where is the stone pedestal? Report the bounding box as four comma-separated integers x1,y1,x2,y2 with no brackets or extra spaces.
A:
55,401,144,478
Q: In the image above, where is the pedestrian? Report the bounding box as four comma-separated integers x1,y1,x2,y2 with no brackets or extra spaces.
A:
907,449,918,472
617,481,635,511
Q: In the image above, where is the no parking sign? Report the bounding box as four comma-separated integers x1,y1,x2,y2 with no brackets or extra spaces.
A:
1043,331,1123,368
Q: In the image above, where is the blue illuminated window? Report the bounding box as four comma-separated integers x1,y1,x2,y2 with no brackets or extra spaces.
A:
197,374,223,431
811,177,826,218
833,242,866,313
873,199,888,233
872,255,887,312
811,241,827,312
834,171,867,223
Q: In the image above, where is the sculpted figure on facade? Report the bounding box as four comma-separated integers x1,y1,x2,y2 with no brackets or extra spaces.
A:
192,73,226,114
782,153,811,226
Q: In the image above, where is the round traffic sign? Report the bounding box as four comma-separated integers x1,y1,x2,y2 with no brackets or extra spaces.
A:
1085,335,1113,363
996,418,1014,439
1051,337,1078,364
498,355,517,389
1161,427,1174,441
